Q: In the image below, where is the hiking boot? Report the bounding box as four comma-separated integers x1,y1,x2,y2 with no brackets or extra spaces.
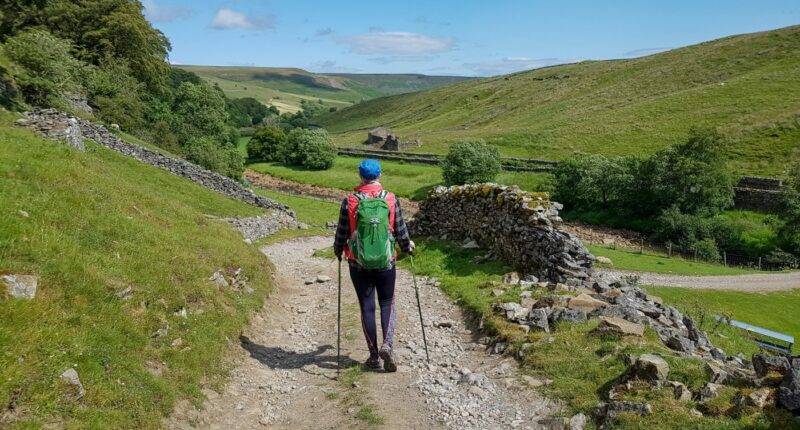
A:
379,346,397,373
364,356,381,370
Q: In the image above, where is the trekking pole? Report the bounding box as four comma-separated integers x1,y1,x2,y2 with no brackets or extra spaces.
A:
409,254,430,362
337,258,342,377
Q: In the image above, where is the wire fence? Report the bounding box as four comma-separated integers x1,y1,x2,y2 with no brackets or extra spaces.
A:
585,235,799,271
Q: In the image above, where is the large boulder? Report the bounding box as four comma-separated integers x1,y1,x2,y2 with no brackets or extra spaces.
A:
778,366,800,412
528,308,550,333
752,354,790,379
592,316,645,337
567,293,607,313
630,354,670,382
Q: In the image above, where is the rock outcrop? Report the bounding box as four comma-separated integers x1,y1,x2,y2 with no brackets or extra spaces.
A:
410,184,594,282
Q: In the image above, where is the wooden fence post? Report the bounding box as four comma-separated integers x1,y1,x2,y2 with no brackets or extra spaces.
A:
758,256,762,270
640,238,644,254
668,243,672,258
723,251,727,266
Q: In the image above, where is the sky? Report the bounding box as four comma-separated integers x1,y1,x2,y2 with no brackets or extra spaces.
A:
143,0,800,77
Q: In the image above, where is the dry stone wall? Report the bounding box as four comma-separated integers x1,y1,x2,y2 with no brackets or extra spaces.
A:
18,109,296,219
409,184,594,282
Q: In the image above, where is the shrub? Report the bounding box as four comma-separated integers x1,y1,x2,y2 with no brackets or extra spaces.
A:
247,126,287,161
183,138,244,179
779,160,800,255
4,29,88,106
441,139,501,186
653,206,713,249
691,238,721,262
552,154,640,210
646,127,734,216
287,129,337,170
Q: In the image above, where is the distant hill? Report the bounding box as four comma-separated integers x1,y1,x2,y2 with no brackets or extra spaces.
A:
317,26,800,177
178,65,472,113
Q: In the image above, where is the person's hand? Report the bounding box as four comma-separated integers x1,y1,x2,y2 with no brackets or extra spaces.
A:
335,252,343,262
407,240,416,255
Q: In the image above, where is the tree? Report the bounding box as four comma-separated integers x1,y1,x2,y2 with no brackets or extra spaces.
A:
4,29,88,106
779,160,800,255
280,128,337,170
228,97,269,127
247,126,287,161
170,81,231,146
0,0,171,91
183,137,244,179
295,129,337,170
646,128,734,216
552,154,639,210
441,140,501,186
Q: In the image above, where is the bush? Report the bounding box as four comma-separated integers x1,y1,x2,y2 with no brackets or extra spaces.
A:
552,154,640,210
183,138,244,179
691,238,721,262
441,139,501,186
646,127,734,216
779,160,800,255
247,126,287,161
282,128,336,170
4,29,88,106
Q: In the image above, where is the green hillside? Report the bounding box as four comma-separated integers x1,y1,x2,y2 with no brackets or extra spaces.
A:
0,112,273,428
180,65,471,114
317,26,800,177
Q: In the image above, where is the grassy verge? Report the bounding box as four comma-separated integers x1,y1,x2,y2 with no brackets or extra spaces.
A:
587,245,753,276
644,286,799,355
0,111,271,429
248,157,551,200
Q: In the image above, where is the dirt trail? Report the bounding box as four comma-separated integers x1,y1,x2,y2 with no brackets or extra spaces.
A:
602,269,800,292
167,236,559,429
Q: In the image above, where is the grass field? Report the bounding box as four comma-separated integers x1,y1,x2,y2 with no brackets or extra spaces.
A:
0,111,272,429
248,157,552,200
587,245,753,276
317,25,800,177
180,65,471,113
645,286,799,355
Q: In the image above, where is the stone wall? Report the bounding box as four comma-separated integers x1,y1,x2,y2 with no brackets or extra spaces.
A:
734,176,785,213
18,109,296,219
409,184,594,282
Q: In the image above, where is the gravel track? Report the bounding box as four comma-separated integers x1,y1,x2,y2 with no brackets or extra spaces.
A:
167,236,560,429
602,269,800,292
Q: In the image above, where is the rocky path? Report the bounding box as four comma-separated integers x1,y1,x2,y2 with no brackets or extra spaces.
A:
167,236,559,429
602,269,800,292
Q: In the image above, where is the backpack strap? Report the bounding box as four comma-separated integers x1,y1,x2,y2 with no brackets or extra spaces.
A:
378,190,389,199
353,192,366,201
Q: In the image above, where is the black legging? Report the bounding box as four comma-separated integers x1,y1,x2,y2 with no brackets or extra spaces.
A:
349,266,397,358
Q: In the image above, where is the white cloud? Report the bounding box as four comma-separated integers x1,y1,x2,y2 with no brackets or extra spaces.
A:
143,0,191,23
211,8,275,30
462,57,577,76
339,32,454,55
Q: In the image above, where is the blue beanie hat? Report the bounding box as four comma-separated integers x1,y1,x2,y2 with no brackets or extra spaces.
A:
359,159,382,180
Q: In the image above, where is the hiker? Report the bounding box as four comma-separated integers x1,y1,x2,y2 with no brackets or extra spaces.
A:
333,159,415,372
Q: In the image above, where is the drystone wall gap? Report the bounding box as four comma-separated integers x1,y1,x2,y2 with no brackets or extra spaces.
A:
18,109,296,219
409,183,594,282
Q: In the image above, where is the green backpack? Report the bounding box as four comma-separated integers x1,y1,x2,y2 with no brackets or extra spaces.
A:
349,191,395,269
